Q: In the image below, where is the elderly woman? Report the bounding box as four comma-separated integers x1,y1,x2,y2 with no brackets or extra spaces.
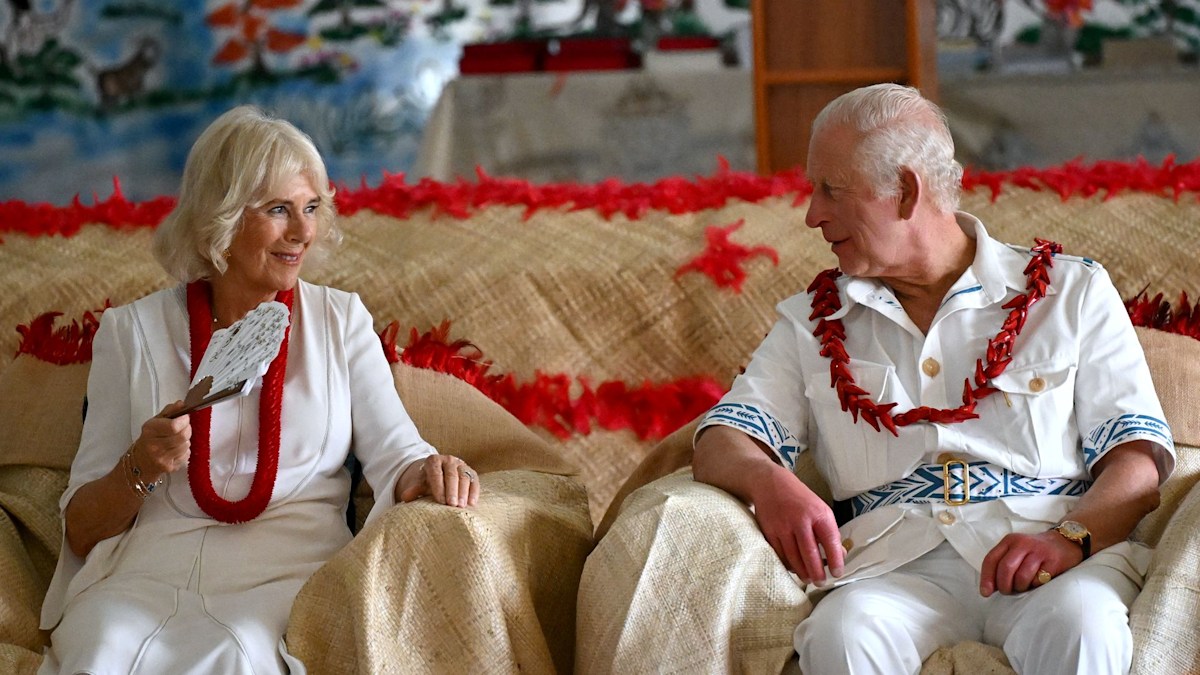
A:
38,105,480,673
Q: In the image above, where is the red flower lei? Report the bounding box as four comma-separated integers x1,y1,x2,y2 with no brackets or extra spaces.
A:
185,281,293,523
807,239,1063,436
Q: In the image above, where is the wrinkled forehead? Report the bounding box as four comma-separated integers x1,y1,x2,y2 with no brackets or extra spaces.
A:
253,167,319,205
807,124,865,185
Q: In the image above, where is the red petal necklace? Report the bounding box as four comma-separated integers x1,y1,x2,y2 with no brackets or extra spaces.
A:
808,238,1061,436
185,280,293,523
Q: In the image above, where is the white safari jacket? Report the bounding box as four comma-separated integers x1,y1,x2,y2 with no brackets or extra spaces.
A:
699,215,1175,590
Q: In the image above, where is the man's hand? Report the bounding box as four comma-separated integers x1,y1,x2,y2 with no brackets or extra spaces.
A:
694,425,844,584
979,529,1083,596
979,441,1162,597
750,464,844,584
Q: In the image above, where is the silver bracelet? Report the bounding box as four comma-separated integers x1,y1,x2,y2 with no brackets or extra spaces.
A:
121,446,163,500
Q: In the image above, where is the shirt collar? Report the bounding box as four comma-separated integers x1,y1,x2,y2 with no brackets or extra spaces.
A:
828,212,1045,319
958,212,1031,304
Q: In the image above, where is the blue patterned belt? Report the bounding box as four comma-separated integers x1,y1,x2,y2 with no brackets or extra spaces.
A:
849,457,1091,519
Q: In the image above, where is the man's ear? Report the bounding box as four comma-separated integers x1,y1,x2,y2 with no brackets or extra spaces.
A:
897,168,920,219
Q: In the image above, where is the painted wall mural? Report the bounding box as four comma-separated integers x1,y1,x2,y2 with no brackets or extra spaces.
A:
0,0,748,205
0,0,476,203
1,0,1192,205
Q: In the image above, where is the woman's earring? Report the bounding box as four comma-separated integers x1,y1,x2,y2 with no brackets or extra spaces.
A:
221,248,231,260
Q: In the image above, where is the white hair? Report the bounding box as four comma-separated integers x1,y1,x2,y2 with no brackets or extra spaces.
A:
811,83,963,214
153,105,341,282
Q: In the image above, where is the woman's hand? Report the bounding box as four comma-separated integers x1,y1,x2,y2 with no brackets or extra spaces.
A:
397,454,481,508
65,401,192,558
131,401,193,482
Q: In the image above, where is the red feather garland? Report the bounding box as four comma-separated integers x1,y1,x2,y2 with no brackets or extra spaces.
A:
382,320,725,440
11,291,1199,440
1126,290,1200,340
675,219,780,292
14,303,110,365
7,159,1200,241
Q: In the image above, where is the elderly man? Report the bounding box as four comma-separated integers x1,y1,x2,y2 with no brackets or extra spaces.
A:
691,84,1174,674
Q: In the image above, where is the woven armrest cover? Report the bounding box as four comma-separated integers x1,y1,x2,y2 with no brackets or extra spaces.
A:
287,469,592,675
0,466,67,659
577,469,809,674
1130,477,1200,674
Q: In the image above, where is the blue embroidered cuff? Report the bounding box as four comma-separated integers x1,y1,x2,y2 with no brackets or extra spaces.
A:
697,402,801,470
1083,413,1173,474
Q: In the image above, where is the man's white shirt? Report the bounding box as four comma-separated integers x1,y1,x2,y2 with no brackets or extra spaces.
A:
698,214,1175,591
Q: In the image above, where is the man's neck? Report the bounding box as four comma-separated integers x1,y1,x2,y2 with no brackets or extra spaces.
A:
883,216,975,333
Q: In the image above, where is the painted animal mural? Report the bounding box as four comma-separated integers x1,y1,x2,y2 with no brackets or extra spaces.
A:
94,36,160,109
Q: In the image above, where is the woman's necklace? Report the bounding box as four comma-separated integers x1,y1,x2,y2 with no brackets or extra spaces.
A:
807,239,1062,436
185,280,293,523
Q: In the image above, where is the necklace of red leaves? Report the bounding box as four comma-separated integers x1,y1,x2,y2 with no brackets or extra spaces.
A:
807,238,1062,436
185,280,293,523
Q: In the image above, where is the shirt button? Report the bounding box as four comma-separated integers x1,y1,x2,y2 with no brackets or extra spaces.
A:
938,511,956,525
922,358,941,377
1029,376,1046,392
842,538,854,552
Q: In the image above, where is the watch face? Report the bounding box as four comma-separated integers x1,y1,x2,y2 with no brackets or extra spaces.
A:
1058,520,1088,540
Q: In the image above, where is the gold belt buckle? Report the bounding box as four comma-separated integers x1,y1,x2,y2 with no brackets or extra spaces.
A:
942,457,970,505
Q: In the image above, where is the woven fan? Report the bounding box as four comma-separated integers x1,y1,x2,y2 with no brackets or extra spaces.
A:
167,301,290,419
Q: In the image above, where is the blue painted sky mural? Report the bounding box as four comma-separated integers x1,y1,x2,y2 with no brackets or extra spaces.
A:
0,0,476,203
0,0,750,205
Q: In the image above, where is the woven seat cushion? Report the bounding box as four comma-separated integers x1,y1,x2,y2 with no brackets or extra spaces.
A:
389,363,577,477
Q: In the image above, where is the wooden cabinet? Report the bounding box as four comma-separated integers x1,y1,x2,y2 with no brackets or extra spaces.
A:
751,0,940,174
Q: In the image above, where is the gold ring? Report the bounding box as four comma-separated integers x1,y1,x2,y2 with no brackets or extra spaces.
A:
1036,569,1052,586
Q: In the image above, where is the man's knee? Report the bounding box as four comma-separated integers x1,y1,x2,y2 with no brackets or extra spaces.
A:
1002,573,1135,674
795,586,925,675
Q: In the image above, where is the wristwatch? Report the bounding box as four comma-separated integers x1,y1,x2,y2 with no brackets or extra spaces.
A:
1052,520,1092,560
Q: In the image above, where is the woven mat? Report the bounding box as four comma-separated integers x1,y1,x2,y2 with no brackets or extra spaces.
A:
577,468,810,674
1130,474,1200,675
0,644,41,675
288,469,592,675
0,466,67,652
3,191,1200,525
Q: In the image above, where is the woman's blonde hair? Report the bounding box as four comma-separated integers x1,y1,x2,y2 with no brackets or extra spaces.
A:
153,105,341,282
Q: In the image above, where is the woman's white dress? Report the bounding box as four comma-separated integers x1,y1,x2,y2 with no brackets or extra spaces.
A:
38,281,435,674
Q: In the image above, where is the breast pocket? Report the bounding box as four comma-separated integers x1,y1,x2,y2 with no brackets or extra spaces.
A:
988,357,1077,474
804,358,917,495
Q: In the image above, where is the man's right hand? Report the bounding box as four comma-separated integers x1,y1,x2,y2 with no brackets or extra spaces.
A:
693,425,844,585
750,464,844,584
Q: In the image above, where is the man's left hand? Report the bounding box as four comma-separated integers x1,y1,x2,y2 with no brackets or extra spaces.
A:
979,529,1084,596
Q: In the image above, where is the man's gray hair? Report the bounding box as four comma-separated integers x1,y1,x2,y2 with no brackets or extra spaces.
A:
153,105,341,283
811,83,963,214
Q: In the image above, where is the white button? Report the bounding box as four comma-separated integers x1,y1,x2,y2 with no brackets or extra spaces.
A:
938,511,956,525
922,358,941,377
